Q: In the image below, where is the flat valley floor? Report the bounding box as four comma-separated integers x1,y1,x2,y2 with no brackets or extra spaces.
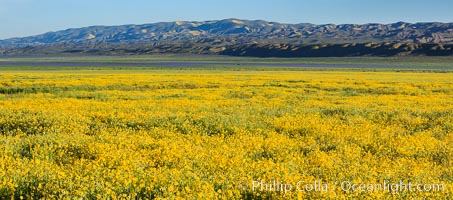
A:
0,57,452,199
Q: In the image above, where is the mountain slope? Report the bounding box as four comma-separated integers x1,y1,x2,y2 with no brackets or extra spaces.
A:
1,19,453,56
2,19,453,47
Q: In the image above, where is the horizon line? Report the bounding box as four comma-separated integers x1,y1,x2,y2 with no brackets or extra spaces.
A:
1,18,452,41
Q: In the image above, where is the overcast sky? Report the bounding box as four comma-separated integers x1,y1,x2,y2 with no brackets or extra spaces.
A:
1,0,452,39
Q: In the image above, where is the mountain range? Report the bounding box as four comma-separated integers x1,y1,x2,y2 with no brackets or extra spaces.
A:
1,19,453,57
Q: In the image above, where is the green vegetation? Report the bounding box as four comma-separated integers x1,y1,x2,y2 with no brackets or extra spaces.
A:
1,56,453,71
0,57,451,199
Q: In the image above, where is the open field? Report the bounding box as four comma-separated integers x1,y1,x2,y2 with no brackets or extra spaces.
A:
0,59,452,199
2,55,453,68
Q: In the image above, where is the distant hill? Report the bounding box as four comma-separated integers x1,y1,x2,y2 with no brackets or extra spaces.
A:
1,19,453,57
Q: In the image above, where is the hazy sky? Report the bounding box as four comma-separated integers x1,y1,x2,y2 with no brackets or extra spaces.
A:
1,0,452,39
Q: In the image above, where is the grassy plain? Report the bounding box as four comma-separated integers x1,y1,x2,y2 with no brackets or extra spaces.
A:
0,57,452,199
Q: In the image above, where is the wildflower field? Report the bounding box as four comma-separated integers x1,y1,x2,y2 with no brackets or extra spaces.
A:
0,60,452,199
